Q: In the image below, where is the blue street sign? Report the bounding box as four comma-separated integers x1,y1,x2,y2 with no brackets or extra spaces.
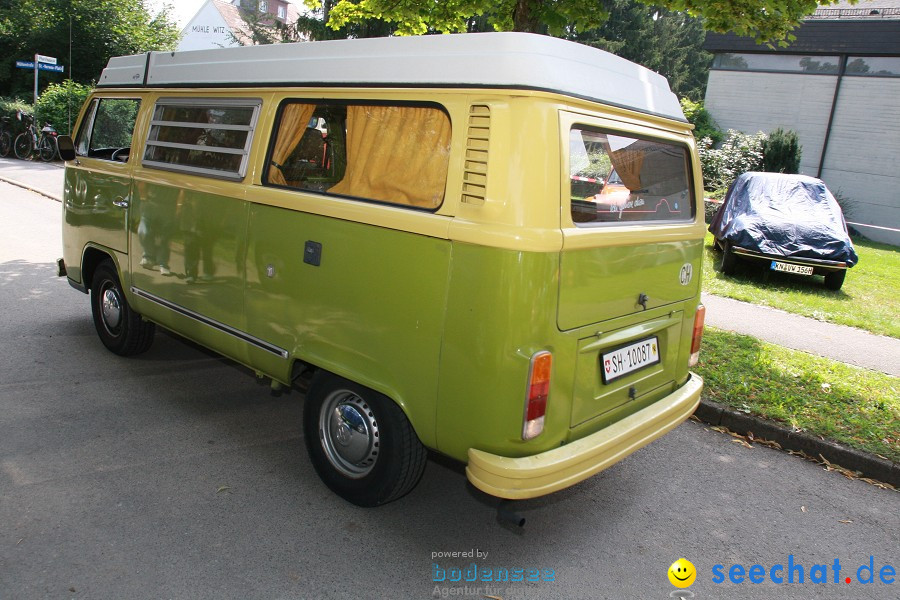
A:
14,61,64,72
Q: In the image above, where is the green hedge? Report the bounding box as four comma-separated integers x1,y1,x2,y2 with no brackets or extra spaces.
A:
34,81,92,136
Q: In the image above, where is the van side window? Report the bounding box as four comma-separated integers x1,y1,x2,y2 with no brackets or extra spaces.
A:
74,98,141,162
143,98,261,180
570,126,694,225
265,101,451,210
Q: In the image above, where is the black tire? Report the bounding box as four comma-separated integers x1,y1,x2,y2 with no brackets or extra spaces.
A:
90,259,155,356
720,241,737,275
303,372,427,507
13,133,31,160
0,131,11,158
38,136,56,162
824,270,846,291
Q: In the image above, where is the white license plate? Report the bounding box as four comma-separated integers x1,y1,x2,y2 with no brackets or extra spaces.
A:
771,261,814,275
601,337,660,384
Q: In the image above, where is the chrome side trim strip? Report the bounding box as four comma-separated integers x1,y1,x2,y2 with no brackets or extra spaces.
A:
131,286,289,359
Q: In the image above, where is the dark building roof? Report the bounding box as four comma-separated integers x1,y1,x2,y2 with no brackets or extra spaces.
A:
704,20,900,55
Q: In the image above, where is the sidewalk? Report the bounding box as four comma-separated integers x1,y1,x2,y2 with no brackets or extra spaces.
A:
702,292,899,377
0,157,64,201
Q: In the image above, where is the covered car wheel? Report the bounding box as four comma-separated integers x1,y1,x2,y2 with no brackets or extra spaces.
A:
304,372,426,507
90,259,155,355
824,270,846,291
720,241,738,275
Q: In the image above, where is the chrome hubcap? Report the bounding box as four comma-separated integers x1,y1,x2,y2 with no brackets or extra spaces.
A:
319,390,379,478
100,286,122,334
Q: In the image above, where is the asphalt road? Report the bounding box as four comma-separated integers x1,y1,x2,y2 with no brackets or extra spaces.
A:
1,180,898,600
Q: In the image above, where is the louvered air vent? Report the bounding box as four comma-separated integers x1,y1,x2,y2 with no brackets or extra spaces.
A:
462,105,490,205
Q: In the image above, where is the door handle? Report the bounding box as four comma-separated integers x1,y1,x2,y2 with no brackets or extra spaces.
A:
112,197,129,208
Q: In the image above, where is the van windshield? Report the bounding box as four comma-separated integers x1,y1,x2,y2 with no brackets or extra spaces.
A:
570,127,693,225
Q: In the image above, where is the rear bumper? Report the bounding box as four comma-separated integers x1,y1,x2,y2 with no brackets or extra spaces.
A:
466,373,703,500
731,246,848,272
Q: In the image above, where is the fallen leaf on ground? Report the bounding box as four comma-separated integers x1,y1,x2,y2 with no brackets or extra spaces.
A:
801,506,807,513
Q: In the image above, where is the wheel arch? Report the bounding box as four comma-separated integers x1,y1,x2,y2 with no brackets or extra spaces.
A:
81,245,123,292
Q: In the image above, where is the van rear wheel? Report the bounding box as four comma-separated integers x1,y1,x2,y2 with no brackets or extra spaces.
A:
90,259,155,356
303,372,426,507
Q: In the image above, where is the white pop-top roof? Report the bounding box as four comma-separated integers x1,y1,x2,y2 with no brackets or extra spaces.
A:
99,32,685,122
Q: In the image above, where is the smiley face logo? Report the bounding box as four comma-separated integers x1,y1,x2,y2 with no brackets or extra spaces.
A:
668,558,696,588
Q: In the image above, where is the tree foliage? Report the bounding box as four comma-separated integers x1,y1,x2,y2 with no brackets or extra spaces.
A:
0,0,179,96
305,0,609,36
568,2,712,100
306,0,853,44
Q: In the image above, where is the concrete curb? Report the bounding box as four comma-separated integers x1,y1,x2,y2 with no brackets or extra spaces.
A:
695,398,899,488
0,174,62,202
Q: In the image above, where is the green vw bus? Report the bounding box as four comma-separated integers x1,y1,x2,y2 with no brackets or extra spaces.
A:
58,33,705,507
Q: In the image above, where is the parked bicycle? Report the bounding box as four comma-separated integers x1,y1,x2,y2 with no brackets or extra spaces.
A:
0,116,12,158
13,111,58,161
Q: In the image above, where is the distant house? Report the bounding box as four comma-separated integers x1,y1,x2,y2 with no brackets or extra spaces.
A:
178,0,302,52
703,0,900,245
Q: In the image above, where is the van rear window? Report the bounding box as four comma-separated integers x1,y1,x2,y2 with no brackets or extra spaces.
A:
143,98,261,180
265,101,451,210
570,127,693,225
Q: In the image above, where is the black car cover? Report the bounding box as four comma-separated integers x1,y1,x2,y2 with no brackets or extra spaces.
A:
709,172,858,266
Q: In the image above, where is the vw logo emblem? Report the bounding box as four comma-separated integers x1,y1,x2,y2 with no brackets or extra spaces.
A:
335,423,351,446
679,263,693,286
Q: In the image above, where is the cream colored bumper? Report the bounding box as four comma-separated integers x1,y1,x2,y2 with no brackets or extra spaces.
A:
466,374,703,500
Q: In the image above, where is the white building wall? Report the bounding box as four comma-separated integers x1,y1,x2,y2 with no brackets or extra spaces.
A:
705,70,837,175
705,69,899,245
177,1,240,52
820,76,900,244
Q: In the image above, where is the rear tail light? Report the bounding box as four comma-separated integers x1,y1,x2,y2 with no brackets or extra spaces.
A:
689,304,705,367
522,351,552,440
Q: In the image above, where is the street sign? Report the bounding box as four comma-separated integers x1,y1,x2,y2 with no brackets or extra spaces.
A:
36,54,57,65
14,61,64,72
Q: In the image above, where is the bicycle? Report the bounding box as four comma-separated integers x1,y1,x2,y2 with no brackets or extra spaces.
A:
13,111,58,161
0,116,12,158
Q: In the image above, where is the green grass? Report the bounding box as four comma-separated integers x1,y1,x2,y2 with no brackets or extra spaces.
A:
695,328,900,462
702,232,900,338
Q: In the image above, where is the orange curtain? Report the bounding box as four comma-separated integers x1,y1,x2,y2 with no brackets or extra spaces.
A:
328,106,451,208
268,103,316,186
606,144,644,191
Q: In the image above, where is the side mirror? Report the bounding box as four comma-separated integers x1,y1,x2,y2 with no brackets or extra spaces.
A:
57,135,76,161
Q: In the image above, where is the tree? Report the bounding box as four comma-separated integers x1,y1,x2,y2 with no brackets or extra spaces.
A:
0,0,178,97
305,0,854,45
568,1,712,100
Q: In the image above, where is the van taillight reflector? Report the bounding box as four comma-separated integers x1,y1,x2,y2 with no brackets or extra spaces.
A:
523,351,552,440
689,304,705,367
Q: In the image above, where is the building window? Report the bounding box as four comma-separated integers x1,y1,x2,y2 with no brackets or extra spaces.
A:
265,101,452,211
711,53,841,74
143,98,262,180
259,0,267,12
277,4,286,19
846,56,900,77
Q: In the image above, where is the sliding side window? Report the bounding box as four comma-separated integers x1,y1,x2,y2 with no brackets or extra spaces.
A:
143,98,261,180
265,101,451,210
